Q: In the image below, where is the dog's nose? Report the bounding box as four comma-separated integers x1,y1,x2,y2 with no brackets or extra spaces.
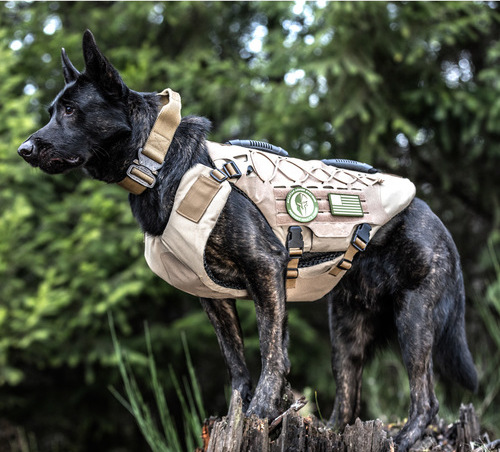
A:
18,140,35,158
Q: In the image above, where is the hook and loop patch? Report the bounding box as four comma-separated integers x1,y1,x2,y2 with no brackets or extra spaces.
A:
285,187,319,223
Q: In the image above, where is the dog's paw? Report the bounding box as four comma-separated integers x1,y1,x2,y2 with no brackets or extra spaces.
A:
246,379,293,420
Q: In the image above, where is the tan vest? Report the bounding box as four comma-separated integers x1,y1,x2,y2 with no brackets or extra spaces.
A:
144,142,416,302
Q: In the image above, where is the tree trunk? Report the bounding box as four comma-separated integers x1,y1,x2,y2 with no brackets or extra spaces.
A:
198,394,490,452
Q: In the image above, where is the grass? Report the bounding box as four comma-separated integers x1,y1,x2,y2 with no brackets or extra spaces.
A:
108,313,206,452
473,239,500,436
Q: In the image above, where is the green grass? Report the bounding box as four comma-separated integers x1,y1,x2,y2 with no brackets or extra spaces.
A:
108,313,206,452
473,239,500,436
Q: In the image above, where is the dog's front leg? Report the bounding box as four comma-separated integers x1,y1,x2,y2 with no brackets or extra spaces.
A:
200,297,252,410
204,190,292,421
245,265,292,420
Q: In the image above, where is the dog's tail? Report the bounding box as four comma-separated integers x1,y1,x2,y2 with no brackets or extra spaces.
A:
433,271,478,393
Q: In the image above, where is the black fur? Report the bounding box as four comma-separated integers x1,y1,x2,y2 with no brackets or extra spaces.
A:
18,31,477,451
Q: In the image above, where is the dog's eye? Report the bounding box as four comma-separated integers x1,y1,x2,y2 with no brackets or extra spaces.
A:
64,105,74,115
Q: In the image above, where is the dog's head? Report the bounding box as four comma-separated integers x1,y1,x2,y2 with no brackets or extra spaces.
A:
18,30,133,182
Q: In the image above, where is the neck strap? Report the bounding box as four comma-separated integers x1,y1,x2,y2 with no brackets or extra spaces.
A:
118,88,182,195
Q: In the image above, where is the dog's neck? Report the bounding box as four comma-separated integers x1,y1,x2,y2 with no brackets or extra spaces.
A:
127,92,213,236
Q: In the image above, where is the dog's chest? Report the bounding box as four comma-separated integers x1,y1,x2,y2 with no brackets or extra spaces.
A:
144,142,415,302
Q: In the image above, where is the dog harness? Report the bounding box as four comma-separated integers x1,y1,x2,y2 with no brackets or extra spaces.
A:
120,90,416,302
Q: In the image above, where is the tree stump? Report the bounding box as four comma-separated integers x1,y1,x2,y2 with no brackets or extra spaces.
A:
456,404,480,452
199,394,494,452
201,391,393,452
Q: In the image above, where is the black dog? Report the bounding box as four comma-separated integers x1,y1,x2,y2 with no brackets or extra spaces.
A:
18,31,477,451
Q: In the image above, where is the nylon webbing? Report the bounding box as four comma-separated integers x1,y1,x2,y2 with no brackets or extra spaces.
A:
329,224,371,276
142,89,182,164
118,89,182,195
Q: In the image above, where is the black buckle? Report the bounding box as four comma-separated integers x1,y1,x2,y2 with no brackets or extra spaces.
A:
351,223,372,252
210,161,242,183
223,161,242,179
287,226,304,252
337,258,352,271
210,168,228,183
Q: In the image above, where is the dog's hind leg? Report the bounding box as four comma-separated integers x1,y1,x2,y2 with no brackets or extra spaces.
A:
327,292,376,430
393,291,440,452
245,264,292,421
200,297,253,410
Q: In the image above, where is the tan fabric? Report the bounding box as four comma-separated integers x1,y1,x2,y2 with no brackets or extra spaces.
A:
177,175,222,223
142,89,182,164
145,164,248,299
117,170,148,195
207,142,416,253
144,142,416,302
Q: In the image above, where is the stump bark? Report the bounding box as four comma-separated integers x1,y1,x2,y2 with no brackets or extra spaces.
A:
198,393,495,452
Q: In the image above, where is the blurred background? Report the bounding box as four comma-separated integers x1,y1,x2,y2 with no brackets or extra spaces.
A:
0,1,499,451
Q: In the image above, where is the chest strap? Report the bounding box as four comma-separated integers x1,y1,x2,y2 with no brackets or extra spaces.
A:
118,88,182,195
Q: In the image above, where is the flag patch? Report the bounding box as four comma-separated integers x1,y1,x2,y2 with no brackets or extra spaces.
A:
328,193,364,217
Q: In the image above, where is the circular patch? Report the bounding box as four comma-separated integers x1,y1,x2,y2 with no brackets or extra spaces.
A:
285,187,319,223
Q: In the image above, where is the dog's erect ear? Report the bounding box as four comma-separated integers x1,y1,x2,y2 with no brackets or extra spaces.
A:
61,48,80,84
82,29,127,98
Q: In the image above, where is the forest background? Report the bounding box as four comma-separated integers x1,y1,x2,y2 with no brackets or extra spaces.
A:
0,2,499,451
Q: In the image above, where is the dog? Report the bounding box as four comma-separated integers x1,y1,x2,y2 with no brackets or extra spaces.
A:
18,30,477,451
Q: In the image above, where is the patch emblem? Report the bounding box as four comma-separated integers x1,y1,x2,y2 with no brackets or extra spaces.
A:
328,193,364,217
286,187,319,223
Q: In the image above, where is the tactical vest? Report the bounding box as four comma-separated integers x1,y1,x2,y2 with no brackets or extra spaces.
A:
144,141,416,302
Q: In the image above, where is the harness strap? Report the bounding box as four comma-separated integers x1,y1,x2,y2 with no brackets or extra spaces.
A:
118,89,182,195
329,223,372,276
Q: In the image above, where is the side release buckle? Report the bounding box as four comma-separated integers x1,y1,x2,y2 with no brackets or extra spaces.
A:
286,226,304,287
287,225,304,252
351,223,372,252
330,223,372,276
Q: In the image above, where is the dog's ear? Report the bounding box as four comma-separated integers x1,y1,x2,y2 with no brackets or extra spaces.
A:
61,48,80,84
82,29,127,98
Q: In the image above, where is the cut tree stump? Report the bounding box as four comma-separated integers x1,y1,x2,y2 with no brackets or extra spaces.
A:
456,403,481,452
198,393,498,452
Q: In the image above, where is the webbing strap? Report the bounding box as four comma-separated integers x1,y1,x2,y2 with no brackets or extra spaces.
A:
329,223,372,276
142,89,182,164
118,89,182,195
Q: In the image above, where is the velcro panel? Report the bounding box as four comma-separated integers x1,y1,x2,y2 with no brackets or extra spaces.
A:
177,175,222,223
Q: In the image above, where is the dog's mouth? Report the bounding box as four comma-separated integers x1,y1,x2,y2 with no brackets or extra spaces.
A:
39,149,85,174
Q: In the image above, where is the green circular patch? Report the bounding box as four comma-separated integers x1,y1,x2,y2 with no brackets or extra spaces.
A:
285,187,319,223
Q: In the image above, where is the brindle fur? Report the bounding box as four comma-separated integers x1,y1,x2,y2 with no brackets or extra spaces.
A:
18,31,477,452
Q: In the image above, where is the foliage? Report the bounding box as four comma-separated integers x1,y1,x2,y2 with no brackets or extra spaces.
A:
109,316,204,452
0,2,499,449
474,238,500,434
